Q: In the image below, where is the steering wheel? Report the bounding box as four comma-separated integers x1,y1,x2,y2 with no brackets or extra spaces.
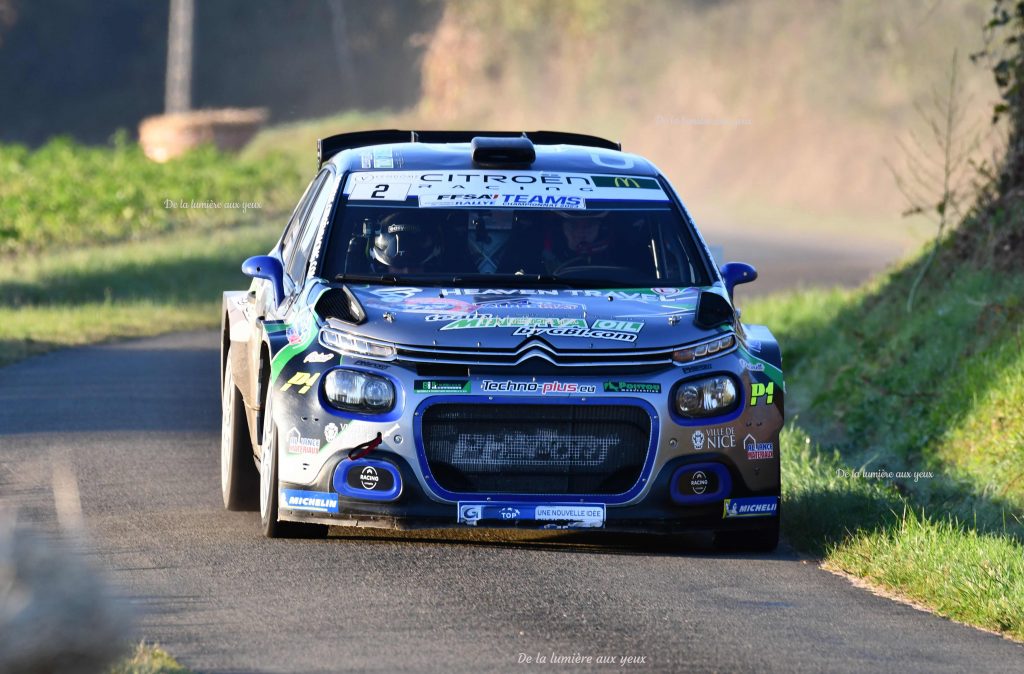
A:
550,263,638,279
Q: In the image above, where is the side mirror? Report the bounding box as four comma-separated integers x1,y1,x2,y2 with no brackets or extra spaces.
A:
242,255,285,306
720,262,757,298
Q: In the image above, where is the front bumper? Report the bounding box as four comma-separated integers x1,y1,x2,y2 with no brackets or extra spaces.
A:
272,350,783,533
278,448,779,533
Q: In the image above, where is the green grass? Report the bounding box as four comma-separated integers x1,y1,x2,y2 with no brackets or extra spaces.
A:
0,135,302,255
0,219,279,366
746,234,1024,640
108,643,194,674
833,511,1024,638
779,426,1024,639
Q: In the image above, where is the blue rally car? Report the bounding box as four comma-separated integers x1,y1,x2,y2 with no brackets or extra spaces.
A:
220,130,784,550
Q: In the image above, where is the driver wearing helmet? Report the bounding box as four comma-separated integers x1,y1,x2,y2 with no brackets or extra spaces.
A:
542,210,614,272
370,212,444,274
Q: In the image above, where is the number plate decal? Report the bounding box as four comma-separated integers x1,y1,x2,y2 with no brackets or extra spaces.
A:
457,502,605,528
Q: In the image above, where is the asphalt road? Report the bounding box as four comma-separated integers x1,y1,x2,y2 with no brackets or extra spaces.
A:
1,331,1022,673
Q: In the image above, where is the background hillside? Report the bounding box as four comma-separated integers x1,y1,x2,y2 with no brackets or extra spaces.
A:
418,0,1000,231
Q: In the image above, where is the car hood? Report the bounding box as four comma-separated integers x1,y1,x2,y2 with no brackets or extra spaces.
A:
325,285,726,350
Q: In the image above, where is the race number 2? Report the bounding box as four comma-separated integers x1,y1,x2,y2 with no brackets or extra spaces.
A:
348,182,411,201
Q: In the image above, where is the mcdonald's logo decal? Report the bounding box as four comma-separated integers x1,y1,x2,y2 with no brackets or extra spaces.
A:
591,175,660,189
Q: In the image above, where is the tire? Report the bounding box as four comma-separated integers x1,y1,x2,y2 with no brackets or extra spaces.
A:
221,354,258,511
258,392,328,539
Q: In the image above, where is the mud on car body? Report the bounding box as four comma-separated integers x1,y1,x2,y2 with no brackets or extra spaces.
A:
220,130,783,550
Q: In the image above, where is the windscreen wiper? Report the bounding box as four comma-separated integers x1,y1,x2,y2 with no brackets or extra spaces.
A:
446,274,619,288
334,273,401,284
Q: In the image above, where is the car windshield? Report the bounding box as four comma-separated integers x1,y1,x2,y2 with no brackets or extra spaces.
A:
319,171,711,288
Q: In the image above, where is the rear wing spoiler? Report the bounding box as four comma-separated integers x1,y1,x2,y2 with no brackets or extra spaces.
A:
316,129,622,168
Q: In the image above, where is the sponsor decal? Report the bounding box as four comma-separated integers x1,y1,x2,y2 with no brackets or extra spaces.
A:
681,363,713,374
440,288,562,297
303,351,335,364
690,470,709,495
367,286,423,301
344,170,670,204
351,359,390,370
280,372,320,395
453,430,612,466
420,193,586,209
439,316,644,343
434,287,697,304
481,380,597,395
415,380,471,394
285,314,313,345
603,381,661,394
286,427,320,455
535,505,604,522
421,193,499,207
343,463,397,493
744,434,774,460
692,427,735,450
737,345,786,391
281,489,339,513
475,298,582,310
324,423,340,443
749,382,775,406
590,175,660,189
458,502,605,527
366,297,477,314
738,358,765,372
359,466,379,490
722,496,778,519
270,313,319,383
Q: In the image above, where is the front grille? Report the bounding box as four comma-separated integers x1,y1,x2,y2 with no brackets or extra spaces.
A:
397,339,682,368
421,404,652,495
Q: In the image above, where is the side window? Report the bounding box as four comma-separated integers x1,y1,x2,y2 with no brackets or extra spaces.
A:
280,173,326,265
285,172,337,284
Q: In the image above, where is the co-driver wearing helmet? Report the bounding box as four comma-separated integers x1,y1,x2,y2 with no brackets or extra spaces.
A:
370,212,444,274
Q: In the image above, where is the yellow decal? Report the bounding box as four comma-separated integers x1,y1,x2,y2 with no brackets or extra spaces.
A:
281,372,320,395
749,382,774,406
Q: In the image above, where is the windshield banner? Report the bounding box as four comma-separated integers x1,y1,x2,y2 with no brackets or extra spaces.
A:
344,170,670,206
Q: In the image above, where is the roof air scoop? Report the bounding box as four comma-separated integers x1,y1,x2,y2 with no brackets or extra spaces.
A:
471,136,536,167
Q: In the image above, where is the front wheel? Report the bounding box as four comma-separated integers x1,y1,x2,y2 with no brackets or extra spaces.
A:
259,394,328,539
221,354,258,511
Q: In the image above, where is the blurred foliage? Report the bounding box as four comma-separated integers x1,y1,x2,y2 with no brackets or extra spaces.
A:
0,134,304,256
950,0,1024,263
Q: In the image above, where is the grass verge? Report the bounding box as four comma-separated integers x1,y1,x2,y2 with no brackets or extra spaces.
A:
0,219,279,367
109,643,195,674
746,238,1024,641
0,135,302,256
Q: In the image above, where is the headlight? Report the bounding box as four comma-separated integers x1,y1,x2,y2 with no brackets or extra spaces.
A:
674,375,738,418
672,334,735,364
324,369,395,413
320,328,396,361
